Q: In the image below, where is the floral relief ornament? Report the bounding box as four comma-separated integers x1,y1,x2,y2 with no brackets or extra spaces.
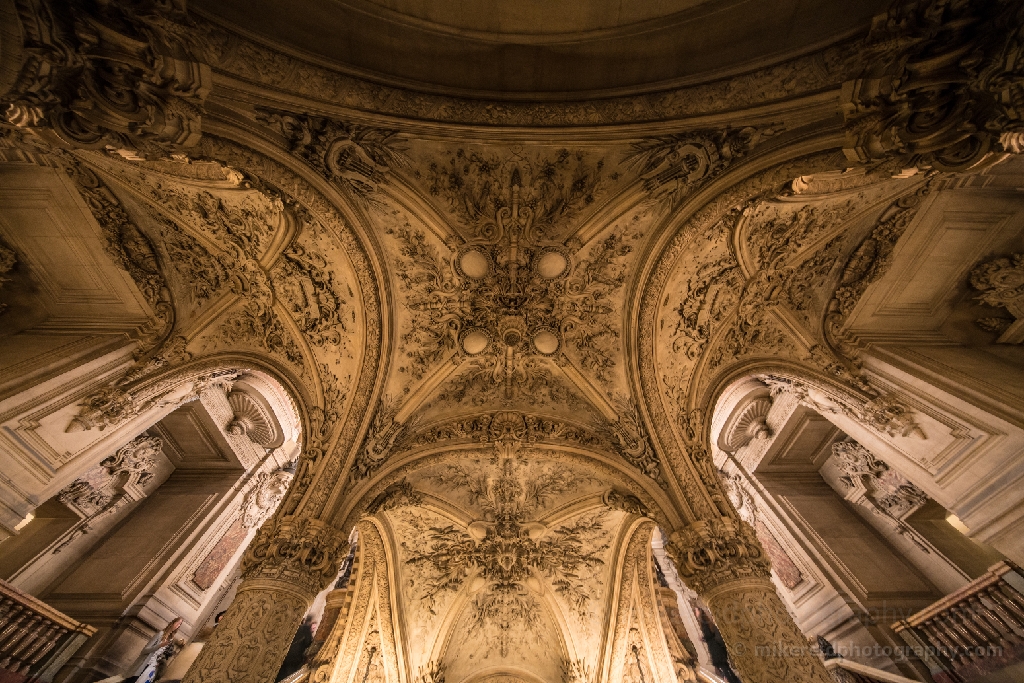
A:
969,253,1024,343
390,160,634,401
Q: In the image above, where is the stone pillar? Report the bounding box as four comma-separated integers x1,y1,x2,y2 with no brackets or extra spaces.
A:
181,517,347,683
667,518,831,683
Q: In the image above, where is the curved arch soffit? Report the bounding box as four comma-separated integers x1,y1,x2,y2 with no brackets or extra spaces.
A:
620,134,845,518
336,441,681,532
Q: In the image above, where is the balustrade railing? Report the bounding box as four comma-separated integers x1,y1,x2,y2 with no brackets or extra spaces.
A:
824,658,920,683
893,561,1024,683
0,579,95,683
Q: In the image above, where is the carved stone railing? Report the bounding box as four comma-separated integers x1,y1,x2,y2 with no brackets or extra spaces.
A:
893,561,1024,683
823,659,919,683
0,579,96,682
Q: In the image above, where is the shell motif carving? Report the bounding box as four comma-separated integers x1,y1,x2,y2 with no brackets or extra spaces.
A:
719,396,772,453
227,390,278,446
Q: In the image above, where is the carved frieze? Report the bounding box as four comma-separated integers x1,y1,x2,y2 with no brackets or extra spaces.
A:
53,434,162,553
832,441,928,521
2,0,212,155
759,374,924,440
66,367,239,433
58,434,161,518
194,17,848,128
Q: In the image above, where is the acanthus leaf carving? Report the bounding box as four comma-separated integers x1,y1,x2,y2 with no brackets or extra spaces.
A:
664,517,771,595
241,516,349,596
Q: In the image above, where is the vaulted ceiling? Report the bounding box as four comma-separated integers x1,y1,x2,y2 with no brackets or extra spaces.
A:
2,0,1023,680
191,0,890,94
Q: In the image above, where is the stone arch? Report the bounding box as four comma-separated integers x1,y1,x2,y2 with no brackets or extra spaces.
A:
188,129,390,523
627,139,848,527
338,440,680,534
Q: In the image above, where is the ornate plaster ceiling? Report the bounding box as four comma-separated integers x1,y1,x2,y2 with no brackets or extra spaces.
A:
191,0,890,95
4,2,1024,681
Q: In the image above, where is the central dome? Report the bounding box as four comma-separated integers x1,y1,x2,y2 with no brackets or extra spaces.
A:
343,0,718,39
193,0,888,97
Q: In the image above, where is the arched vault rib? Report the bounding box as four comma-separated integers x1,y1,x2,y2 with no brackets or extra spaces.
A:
629,139,848,523
190,127,391,522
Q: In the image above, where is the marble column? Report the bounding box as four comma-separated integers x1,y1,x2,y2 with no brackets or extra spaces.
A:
667,518,832,683
181,517,348,683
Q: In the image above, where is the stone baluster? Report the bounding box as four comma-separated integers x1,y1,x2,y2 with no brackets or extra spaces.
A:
1,614,41,666
181,516,348,683
895,562,1024,679
667,517,833,683
0,579,96,680
0,608,31,653
20,623,66,673
969,595,1018,644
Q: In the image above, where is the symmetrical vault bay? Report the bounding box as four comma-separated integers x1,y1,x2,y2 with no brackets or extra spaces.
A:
1,1,1023,683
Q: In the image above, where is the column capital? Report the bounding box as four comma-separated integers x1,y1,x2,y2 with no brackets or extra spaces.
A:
665,516,771,595
241,516,349,597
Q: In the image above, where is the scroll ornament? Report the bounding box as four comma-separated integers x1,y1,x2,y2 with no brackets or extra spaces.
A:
2,0,212,156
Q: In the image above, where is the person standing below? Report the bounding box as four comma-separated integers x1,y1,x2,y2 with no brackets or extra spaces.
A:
276,615,315,681
695,608,741,683
123,617,183,683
